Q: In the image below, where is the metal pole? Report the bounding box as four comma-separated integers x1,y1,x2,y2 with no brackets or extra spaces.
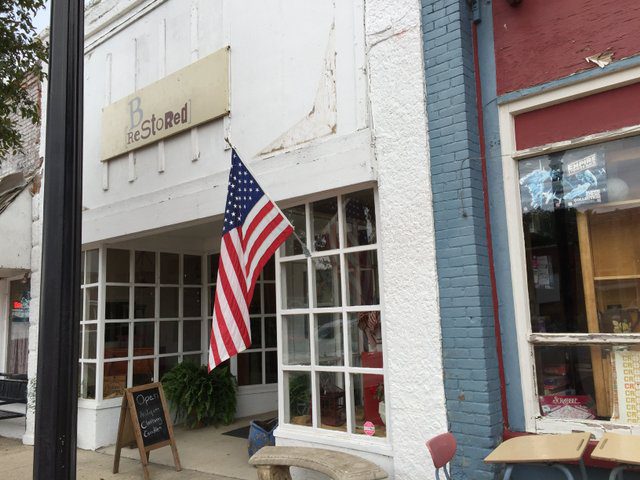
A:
33,0,84,478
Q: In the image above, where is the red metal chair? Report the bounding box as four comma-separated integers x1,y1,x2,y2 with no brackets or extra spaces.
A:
426,433,457,480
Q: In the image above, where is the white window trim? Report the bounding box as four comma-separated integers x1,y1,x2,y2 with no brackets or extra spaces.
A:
81,246,208,406
498,63,640,436
275,186,389,444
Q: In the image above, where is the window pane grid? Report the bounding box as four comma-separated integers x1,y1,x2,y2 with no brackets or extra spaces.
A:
87,248,205,401
278,189,384,437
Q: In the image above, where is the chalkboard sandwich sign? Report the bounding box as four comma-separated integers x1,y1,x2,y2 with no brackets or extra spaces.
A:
113,382,181,480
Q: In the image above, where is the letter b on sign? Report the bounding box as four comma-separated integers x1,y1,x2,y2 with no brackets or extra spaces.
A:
129,97,143,130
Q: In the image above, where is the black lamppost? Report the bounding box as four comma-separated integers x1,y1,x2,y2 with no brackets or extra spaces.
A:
33,0,84,478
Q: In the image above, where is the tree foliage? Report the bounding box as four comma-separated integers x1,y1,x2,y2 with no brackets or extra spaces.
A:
0,1,47,158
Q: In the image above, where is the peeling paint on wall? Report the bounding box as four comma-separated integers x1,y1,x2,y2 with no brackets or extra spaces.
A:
259,23,337,155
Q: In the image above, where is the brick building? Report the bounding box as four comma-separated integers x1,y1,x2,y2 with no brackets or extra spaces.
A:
422,0,640,478
0,74,44,440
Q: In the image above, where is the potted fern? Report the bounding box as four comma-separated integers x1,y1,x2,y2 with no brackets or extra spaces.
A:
161,361,237,428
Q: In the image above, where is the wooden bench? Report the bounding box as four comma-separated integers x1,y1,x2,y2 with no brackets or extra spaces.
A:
249,446,388,480
0,374,27,420
484,432,590,480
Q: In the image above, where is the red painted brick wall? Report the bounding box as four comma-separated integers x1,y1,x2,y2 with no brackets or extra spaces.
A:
493,0,640,95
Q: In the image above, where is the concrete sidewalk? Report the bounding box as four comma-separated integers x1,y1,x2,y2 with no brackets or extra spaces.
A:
0,436,235,480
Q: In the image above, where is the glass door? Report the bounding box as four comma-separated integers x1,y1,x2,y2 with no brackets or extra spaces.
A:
7,279,30,375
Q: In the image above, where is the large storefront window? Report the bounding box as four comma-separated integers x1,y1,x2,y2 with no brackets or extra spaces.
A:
278,188,386,438
519,135,640,423
79,248,206,401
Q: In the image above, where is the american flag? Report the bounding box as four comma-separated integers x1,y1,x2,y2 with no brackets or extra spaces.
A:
208,149,293,370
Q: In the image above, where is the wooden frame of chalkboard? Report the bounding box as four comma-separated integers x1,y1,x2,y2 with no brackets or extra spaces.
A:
112,382,181,480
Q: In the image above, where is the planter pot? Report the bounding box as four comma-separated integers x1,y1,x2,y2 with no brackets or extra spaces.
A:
248,418,278,457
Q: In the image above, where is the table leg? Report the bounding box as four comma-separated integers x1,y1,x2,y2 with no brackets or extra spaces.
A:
552,464,576,480
609,465,626,480
503,465,514,480
578,458,588,480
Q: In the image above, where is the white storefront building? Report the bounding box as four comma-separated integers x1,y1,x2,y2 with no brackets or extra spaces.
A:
12,0,447,478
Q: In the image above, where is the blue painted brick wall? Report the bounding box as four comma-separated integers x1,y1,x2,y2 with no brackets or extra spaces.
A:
421,1,503,478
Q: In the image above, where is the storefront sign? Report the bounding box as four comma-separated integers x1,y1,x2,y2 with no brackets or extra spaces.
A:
101,47,229,161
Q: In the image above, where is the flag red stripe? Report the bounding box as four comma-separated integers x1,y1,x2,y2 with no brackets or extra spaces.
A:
247,224,293,301
242,201,274,249
245,214,284,276
220,235,252,347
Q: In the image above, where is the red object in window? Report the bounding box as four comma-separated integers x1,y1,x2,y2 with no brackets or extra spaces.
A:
13,301,22,310
361,352,384,425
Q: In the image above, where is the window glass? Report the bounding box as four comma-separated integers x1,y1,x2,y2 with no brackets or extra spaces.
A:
183,320,202,352
183,354,202,365
134,287,155,319
311,197,339,251
264,283,276,313
346,251,379,305
84,287,98,320
265,317,277,348
352,374,386,437
318,372,346,431
80,363,96,399
159,356,179,380
283,315,310,365
263,257,275,281
183,255,202,285
134,251,156,284
183,287,202,317
133,322,155,357
7,280,29,375
159,321,179,354
250,287,262,315
348,312,383,368
282,206,307,256
83,324,97,359
107,249,130,283
104,361,128,399
160,287,179,318
344,190,377,247
133,359,154,386
104,323,129,358
160,253,179,284
208,254,220,283
238,352,262,386
265,351,278,384
285,371,312,426
249,318,262,350
316,313,343,366
314,256,341,307
106,286,129,320
282,260,308,309
85,249,99,284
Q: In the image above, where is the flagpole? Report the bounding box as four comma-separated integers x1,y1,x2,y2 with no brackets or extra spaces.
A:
224,137,311,258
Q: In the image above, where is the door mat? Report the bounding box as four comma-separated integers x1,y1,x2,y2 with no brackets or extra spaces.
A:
222,425,251,439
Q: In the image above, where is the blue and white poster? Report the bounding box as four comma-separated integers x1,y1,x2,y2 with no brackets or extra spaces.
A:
519,149,607,213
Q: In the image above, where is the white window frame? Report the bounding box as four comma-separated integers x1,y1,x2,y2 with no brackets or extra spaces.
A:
79,246,207,408
499,64,640,436
275,185,389,448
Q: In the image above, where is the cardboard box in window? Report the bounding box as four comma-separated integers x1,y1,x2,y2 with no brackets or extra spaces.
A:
539,395,596,420
104,375,126,399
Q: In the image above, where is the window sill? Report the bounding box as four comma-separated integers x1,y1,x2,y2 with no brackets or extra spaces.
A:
274,424,393,457
533,416,640,437
78,397,122,410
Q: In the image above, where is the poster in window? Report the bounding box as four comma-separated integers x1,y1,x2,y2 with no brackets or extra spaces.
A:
519,149,607,212
614,349,640,424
